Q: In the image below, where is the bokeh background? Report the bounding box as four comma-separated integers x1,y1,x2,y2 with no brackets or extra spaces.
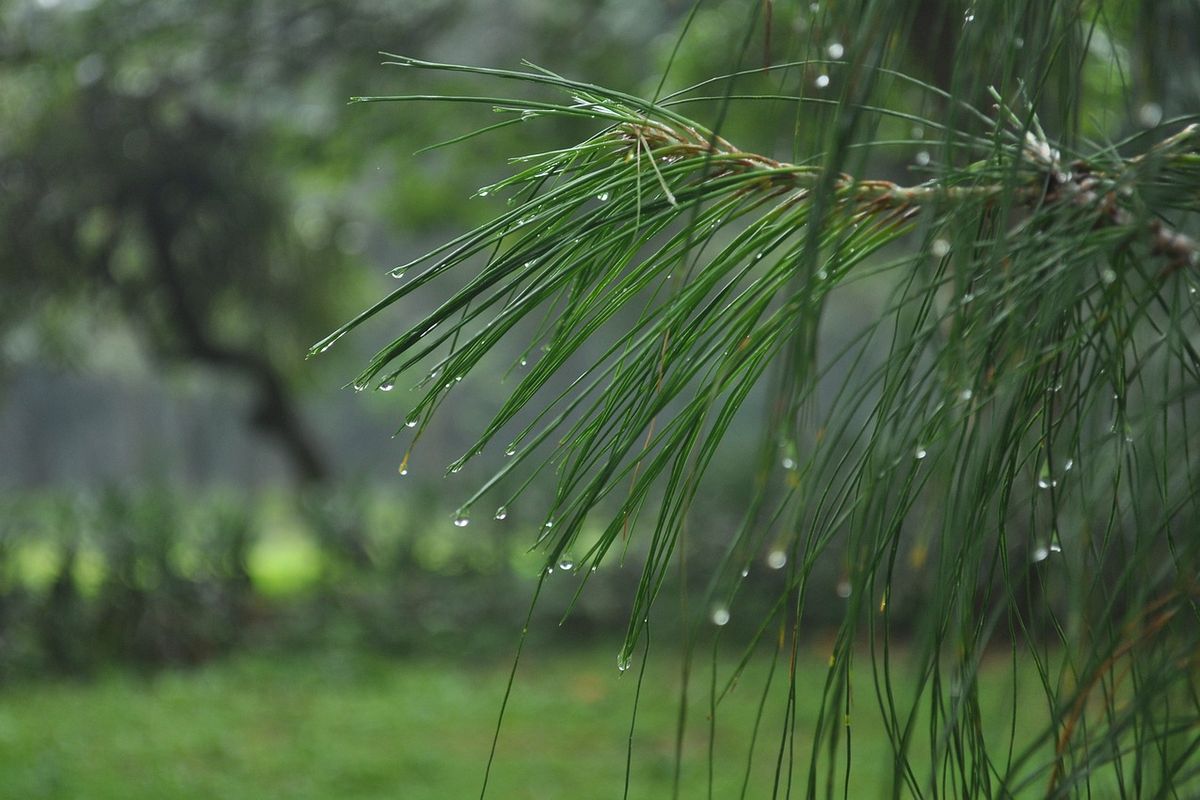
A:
0,1,1191,797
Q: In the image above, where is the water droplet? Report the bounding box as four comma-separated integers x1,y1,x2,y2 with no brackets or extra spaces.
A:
557,556,575,571
963,8,976,23
379,380,394,392
815,74,830,89
543,520,554,529
915,447,928,460
911,125,925,139
816,269,828,280
1031,545,1050,562
961,292,975,304
836,579,852,598
1063,458,1074,472
711,605,731,626
958,388,973,401
453,514,470,528
399,467,408,476
494,506,508,520
740,567,750,578
826,42,844,59
915,150,931,166
405,418,418,428
1101,268,1117,285
519,358,528,367
1037,478,1057,489
391,269,406,280
1013,36,1024,49
931,238,950,258
478,189,489,197
450,464,462,474
617,653,632,673
597,191,609,202
767,549,787,570
505,445,517,457
1137,102,1163,128
755,252,765,261
781,457,797,470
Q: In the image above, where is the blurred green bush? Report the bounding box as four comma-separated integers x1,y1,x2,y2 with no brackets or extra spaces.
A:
0,484,932,679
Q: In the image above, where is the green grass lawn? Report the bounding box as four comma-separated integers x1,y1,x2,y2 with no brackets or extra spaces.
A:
0,643,1049,799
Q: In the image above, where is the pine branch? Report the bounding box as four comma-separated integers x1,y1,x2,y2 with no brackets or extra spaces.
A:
322,50,1200,797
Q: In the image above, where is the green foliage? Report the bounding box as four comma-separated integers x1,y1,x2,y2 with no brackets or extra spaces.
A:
326,1,1200,795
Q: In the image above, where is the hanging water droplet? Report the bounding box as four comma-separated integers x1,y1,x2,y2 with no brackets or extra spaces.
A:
494,506,508,520
711,605,731,626
478,189,489,197
450,464,462,474
931,238,951,258
915,150,931,166
390,269,406,280
557,556,575,571
1137,102,1164,128
405,418,418,428
1031,545,1050,562
767,549,787,570
453,513,470,528
914,447,928,460
379,380,394,392
836,579,852,598
815,74,830,89
617,653,632,673
826,42,844,59
504,445,517,457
